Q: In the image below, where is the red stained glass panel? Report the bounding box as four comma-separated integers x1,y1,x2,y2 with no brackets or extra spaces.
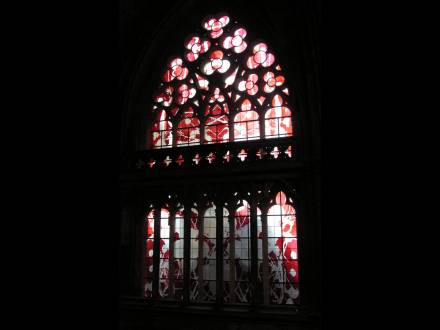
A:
205,115,229,144
145,210,155,298
150,12,294,153
266,192,299,304
234,111,260,141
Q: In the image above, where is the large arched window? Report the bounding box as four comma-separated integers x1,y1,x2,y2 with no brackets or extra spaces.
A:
141,12,301,308
149,13,293,149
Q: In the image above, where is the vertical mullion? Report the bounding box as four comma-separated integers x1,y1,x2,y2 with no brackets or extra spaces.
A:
183,205,191,305
215,205,224,306
229,112,234,142
186,128,190,146
152,207,161,300
200,120,205,144
261,211,269,305
250,201,258,306
172,124,177,148
277,117,281,138
260,111,266,139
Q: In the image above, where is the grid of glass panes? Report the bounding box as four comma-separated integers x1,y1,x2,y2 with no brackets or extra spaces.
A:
152,119,173,148
233,200,252,303
199,206,217,302
145,209,155,298
159,209,170,298
264,107,293,139
233,111,260,141
222,207,231,302
176,126,201,146
266,192,299,304
176,117,201,146
256,207,264,303
145,191,299,305
204,116,229,144
189,208,200,301
173,208,185,300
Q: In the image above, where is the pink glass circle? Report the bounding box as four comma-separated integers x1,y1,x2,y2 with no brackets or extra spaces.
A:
212,21,222,32
232,35,243,47
254,51,267,64
211,59,223,70
191,43,201,54
182,89,189,98
245,81,254,90
267,78,276,87
171,65,182,77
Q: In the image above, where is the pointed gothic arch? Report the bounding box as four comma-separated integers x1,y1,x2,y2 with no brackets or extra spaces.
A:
120,2,321,327
149,13,293,149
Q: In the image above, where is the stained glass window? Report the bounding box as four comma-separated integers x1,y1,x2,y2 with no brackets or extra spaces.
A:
176,107,200,146
145,190,299,305
223,200,259,303
143,11,300,307
144,209,155,298
159,208,170,298
266,192,299,304
172,208,185,300
150,13,293,149
189,207,200,301
152,110,173,148
265,95,293,139
190,204,219,302
234,99,260,141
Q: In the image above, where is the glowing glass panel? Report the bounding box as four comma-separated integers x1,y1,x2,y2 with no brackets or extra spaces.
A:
145,209,155,298
150,12,294,149
266,192,299,304
177,116,201,146
159,208,170,298
264,95,293,139
234,111,260,141
205,115,229,144
173,208,185,300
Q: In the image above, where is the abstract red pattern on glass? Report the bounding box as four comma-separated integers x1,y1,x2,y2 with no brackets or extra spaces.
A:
150,13,293,149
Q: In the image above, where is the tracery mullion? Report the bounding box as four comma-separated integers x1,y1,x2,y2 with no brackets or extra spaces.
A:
199,94,209,145
200,120,206,144
228,108,234,143
172,123,177,148
259,102,266,140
